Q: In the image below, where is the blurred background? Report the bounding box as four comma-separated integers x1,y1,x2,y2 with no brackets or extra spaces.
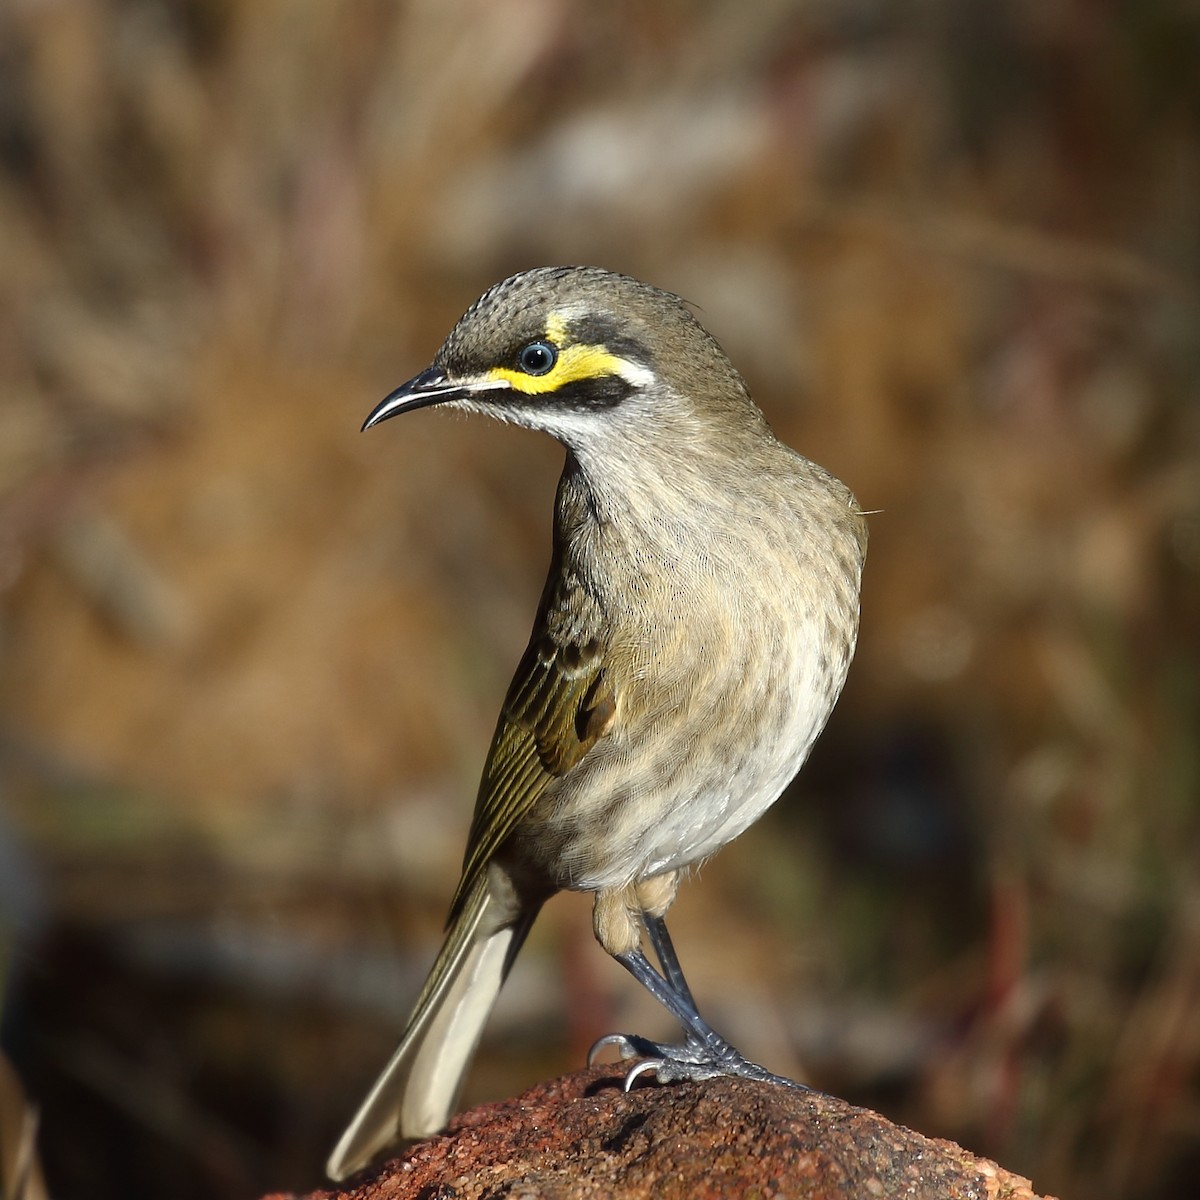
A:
0,1,1197,1197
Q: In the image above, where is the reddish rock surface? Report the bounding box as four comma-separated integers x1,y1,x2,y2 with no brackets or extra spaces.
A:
271,1065,1057,1200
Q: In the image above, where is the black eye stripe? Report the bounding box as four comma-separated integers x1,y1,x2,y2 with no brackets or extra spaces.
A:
517,341,557,375
565,318,652,369
538,375,631,411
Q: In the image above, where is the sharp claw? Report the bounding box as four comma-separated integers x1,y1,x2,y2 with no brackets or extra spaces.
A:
622,1059,661,1091
588,1033,640,1066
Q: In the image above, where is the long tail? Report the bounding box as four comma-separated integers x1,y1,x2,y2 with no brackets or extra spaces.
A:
326,873,536,1181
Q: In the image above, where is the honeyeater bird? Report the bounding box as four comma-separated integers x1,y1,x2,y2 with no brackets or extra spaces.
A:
327,266,867,1180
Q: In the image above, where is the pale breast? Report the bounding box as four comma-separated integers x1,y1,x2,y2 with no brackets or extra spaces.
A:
534,489,863,893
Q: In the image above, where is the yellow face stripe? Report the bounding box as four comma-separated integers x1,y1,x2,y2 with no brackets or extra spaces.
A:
545,313,569,344
487,343,628,394
484,311,640,396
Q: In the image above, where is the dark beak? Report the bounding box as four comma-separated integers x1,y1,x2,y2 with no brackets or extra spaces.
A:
362,367,509,432
362,368,458,431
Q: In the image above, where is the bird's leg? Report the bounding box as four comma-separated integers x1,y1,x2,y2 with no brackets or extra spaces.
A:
638,912,718,1060
588,884,808,1092
615,943,809,1089
627,874,707,1048
643,912,697,1010
606,945,735,1065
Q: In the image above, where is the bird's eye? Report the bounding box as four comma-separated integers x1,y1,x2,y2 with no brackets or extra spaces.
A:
517,341,557,376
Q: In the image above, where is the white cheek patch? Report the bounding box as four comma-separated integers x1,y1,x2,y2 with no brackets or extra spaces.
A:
614,359,654,387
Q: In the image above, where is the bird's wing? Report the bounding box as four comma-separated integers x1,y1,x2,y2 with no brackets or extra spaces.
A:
448,563,614,919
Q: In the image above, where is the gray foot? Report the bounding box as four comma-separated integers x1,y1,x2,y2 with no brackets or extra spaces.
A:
589,1031,811,1092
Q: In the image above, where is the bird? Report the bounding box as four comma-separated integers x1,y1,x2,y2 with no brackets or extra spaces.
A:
326,266,867,1180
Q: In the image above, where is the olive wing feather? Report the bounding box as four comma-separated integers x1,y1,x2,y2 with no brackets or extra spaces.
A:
448,568,614,919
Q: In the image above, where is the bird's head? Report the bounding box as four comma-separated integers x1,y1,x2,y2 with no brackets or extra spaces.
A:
363,267,765,451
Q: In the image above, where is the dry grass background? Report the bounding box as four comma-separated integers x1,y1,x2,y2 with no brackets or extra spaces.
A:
0,2,1197,1197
